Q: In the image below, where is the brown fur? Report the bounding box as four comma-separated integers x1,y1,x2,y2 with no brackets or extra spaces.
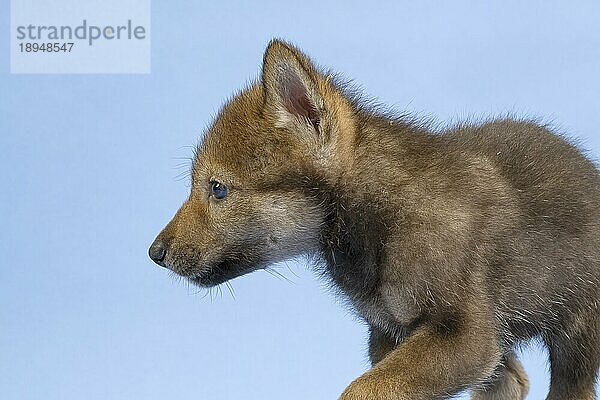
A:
149,40,600,399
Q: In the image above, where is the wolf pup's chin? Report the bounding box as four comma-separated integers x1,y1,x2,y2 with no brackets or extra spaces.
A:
188,261,262,288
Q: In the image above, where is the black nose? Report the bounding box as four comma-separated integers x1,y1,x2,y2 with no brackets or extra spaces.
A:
148,239,167,267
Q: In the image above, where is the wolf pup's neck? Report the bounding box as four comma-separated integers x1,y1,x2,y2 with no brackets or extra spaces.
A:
311,113,426,303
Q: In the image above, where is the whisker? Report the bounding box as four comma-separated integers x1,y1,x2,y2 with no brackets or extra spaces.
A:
265,267,295,284
174,171,192,181
283,261,300,279
225,281,236,300
198,287,211,299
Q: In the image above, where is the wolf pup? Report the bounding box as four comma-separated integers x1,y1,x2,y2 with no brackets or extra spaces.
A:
149,40,600,400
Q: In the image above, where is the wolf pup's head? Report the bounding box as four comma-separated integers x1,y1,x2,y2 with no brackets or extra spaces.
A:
149,40,357,287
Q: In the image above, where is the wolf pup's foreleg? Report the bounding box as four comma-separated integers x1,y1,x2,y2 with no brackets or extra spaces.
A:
340,314,502,400
470,352,529,400
368,331,529,400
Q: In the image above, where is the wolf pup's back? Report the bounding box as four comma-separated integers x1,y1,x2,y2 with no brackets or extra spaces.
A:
150,40,600,400
449,119,600,337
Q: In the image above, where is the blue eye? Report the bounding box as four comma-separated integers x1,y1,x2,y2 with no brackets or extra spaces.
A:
210,180,228,200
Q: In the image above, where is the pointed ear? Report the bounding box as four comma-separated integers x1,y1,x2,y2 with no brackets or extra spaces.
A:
262,40,324,131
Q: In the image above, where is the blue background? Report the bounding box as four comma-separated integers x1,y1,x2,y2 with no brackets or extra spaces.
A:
1,1,599,399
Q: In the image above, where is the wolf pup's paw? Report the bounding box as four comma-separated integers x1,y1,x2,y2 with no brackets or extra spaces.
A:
339,379,373,400
339,375,406,400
